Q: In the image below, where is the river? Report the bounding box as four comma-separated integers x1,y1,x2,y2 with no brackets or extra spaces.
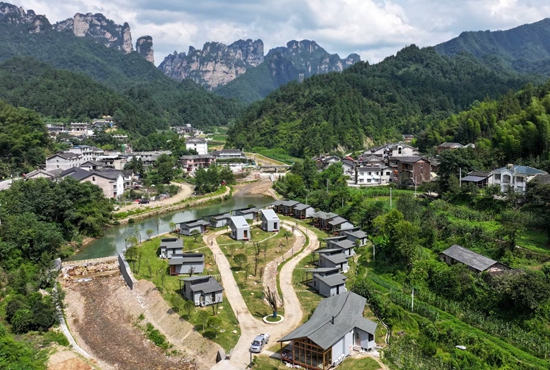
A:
68,193,274,260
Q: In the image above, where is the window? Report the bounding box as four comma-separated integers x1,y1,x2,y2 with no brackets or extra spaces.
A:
368,172,372,175
386,172,391,176
211,293,216,302
92,176,95,181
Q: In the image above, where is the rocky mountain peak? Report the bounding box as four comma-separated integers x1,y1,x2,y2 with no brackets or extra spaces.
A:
0,2,51,33
158,39,264,89
136,36,154,64
55,13,134,54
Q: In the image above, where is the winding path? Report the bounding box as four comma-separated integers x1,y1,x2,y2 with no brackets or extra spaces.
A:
205,221,320,370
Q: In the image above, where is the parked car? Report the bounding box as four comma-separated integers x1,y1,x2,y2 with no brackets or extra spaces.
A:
139,199,150,204
249,333,270,353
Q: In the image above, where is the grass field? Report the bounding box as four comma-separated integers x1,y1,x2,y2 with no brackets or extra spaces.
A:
129,234,240,351
253,355,382,369
216,226,296,319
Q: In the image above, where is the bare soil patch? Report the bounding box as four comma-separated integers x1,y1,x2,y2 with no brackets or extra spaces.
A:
234,180,277,198
63,275,204,370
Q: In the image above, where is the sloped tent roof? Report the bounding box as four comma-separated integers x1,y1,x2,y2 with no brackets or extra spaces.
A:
314,273,347,287
160,238,183,250
440,244,497,272
169,253,205,265
278,292,377,350
181,276,224,294
260,209,279,221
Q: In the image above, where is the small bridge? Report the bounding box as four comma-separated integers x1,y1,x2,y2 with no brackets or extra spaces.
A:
259,165,292,173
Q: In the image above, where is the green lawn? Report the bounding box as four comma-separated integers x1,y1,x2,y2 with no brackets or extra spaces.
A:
129,234,240,351
216,226,296,319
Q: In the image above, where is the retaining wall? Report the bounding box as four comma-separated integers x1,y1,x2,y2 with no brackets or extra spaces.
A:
118,252,135,290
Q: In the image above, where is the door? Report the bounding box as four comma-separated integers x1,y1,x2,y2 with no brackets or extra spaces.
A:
355,332,361,346
274,222,278,230
244,229,248,239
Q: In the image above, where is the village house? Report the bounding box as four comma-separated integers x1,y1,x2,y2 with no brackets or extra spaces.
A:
46,152,82,171
281,200,300,215
180,276,224,307
67,145,104,162
311,211,338,230
460,171,493,188
402,134,414,143
69,122,90,136
209,213,232,228
343,230,368,247
326,239,356,256
24,169,60,181
327,216,354,235
355,164,393,186
292,203,315,219
439,244,509,274
490,164,548,193
277,292,377,370
260,209,280,232
270,200,284,213
437,142,464,153
179,154,216,174
61,168,124,199
185,137,208,155
159,238,183,258
229,216,250,240
212,149,246,159
124,151,172,167
233,207,259,220
307,267,347,297
318,252,351,273
314,155,341,170
341,159,356,177
169,253,205,276
178,219,209,236
391,156,431,185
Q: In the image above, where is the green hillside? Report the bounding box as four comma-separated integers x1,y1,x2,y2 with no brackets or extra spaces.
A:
435,18,550,76
0,21,243,132
227,45,534,157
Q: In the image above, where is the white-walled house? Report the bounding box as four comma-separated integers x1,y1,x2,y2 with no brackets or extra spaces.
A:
490,165,548,193
356,165,392,186
185,138,208,155
46,152,82,171
62,168,125,199
260,209,280,232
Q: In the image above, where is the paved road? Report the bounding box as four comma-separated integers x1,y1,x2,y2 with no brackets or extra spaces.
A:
204,221,321,369
117,182,193,213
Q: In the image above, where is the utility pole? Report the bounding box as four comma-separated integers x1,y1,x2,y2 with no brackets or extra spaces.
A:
389,188,392,209
372,243,375,261
459,167,462,188
411,287,415,312
326,179,329,193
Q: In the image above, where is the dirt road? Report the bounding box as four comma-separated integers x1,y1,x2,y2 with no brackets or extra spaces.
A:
204,222,320,369
117,182,194,213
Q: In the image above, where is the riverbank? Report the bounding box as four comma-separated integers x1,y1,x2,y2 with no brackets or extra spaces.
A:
114,185,232,225
234,180,281,200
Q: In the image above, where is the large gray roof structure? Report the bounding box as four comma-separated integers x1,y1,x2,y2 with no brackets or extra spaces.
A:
278,292,377,350
181,276,223,294
440,244,497,272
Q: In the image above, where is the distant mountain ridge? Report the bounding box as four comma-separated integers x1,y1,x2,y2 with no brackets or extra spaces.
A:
435,18,550,76
0,2,154,63
159,38,360,103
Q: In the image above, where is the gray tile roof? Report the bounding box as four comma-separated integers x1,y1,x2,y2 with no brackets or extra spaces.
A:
311,212,338,220
321,253,351,264
394,156,426,164
305,267,340,274
492,165,547,176
261,209,279,221
169,253,205,265
328,216,348,226
440,244,497,272
237,207,258,214
278,292,377,349
292,203,308,211
211,213,232,220
315,273,347,287
271,200,283,206
182,276,224,294
185,219,210,227
312,248,343,254
282,200,300,207
332,240,355,249
344,230,368,239
161,238,183,250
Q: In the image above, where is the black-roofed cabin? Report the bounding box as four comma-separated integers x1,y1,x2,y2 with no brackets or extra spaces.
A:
180,276,224,307
277,292,377,370
169,253,205,276
159,238,183,258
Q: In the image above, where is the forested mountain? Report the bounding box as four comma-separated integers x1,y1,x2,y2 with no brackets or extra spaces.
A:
0,4,243,132
215,40,360,104
226,45,533,157
435,18,550,76
418,81,550,170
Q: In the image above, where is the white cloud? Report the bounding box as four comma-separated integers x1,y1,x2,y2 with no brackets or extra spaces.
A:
9,0,550,65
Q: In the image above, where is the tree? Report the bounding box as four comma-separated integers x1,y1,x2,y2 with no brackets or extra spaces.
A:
198,310,211,331
283,230,292,251
146,229,154,240
155,154,176,184
190,229,200,242
264,286,280,318
169,222,176,233
233,254,247,271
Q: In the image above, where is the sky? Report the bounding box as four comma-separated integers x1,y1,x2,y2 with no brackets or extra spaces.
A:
11,0,550,65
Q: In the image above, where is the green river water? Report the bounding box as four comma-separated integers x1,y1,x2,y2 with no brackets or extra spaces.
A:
68,193,274,260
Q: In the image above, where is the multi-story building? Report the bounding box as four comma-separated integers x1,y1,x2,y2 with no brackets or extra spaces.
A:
180,155,216,174
390,156,431,185
185,138,208,155
355,164,392,186
490,165,548,193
